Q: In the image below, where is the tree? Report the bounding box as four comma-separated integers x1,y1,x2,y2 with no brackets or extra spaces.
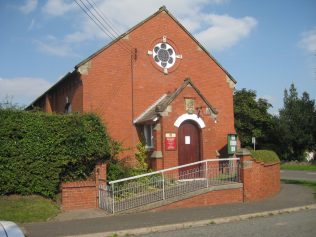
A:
233,89,273,149
276,84,316,161
0,96,21,110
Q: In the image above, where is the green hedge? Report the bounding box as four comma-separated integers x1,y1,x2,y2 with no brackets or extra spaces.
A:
0,109,110,198
250,150,280,164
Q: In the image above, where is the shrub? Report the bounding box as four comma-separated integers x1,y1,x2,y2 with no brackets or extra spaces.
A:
250,150,280,164
0,109,110,198
133,142,149,174
106,159,134,182
107,141,150,182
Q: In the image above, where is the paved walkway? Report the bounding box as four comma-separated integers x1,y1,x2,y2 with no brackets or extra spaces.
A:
23,183,316,237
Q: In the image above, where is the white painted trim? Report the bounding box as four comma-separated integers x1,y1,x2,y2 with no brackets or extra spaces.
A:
174,114,206,128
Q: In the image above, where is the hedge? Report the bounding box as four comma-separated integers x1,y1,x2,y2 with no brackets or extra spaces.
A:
0,109,110,198
250,150,280,164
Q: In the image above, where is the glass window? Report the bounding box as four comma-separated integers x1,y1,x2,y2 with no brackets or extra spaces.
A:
143,124,153,148
152,42,176,69
65,103,72,113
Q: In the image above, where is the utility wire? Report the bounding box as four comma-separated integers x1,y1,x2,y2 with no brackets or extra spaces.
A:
85,0,132,50
86,0,134,50
76,0,131,53
74,0,132,54
87,0,133,49
74,0,137,121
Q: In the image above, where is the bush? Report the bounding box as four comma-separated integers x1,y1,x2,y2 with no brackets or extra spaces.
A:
250,150,280,164
0,109,110,198
107,142,150,182
106,159,134,182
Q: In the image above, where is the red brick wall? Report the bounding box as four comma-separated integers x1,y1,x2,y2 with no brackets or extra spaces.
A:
80,10,236,162
239,154,280,201
153,188,243,211
60,155,280,211
61,162,107,210
32,9,236,165
34,73,83,113
61,181,97,210
31,9,236,165
154,85,219,169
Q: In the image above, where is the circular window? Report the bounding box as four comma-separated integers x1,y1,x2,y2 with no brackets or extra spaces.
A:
152,43,176,69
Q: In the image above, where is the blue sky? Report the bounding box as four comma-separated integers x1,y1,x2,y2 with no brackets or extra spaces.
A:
0,0,315,114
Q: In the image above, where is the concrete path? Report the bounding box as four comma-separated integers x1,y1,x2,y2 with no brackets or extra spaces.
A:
281,170,316,182
23,183,316,237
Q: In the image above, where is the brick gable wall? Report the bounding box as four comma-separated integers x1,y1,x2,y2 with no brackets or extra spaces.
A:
79,10,235,161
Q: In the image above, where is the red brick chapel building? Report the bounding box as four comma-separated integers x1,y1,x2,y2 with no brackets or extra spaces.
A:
29,6,237,170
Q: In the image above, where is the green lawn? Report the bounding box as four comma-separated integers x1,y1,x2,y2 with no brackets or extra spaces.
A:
281,162,316,171
0,195,60,223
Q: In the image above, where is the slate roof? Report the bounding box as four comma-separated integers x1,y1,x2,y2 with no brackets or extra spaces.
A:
134,78,218,124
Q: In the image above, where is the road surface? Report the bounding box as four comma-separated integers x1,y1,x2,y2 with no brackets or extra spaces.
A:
141,209,316,237
281,170,316,182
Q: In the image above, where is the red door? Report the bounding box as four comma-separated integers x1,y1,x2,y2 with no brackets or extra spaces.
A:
178,120,201,178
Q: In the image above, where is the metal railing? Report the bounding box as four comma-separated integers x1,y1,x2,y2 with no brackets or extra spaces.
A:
99,158,240,213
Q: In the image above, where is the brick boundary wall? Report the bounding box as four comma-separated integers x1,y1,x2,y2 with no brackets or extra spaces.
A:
153,187,243,211
61,162,107,210
61,181,97,210
237,148,280,202
61,149,280,211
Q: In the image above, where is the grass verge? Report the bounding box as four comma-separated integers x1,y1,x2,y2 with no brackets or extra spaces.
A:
0,195,60,223
250,150,280,164
282,179,316,199
281,163,316,171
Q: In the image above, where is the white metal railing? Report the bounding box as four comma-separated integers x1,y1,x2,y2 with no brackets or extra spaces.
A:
99,158,240,213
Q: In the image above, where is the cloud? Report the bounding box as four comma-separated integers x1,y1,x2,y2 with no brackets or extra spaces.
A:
66,0,255,51
195,14,257,51
28,19,36,31
300,27,316,53
19,0,37,14
34,35,78,57
42,0,76,16
0,77,52,106
65,18,107,43
39,0,256,55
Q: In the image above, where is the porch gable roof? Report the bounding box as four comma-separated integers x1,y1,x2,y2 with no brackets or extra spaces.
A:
134,78,217,124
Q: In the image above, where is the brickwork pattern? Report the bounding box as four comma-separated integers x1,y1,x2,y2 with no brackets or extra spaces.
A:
61,154,280,211
153,188,243,211
61,181,97,210
61,162,107,210
35,10,235,163
157,85,219,169
239,154,280,201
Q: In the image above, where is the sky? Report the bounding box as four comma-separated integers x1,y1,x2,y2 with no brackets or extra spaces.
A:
0,0,315,114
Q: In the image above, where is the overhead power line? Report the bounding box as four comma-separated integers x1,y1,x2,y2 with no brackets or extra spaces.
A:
74,0,133,54
85,0,133,49
87,0,128,42
73,0,138,124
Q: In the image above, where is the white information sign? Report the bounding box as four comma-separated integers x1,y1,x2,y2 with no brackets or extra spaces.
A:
185,136,190,144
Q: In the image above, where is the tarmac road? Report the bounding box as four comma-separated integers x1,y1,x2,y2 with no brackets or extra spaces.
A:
140,209,316,237
23,183,316,237
281,170,316,182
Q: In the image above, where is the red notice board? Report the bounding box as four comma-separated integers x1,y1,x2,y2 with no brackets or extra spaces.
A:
165,133,177,150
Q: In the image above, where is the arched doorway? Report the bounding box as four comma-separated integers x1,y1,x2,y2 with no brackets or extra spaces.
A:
178,120,201,176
